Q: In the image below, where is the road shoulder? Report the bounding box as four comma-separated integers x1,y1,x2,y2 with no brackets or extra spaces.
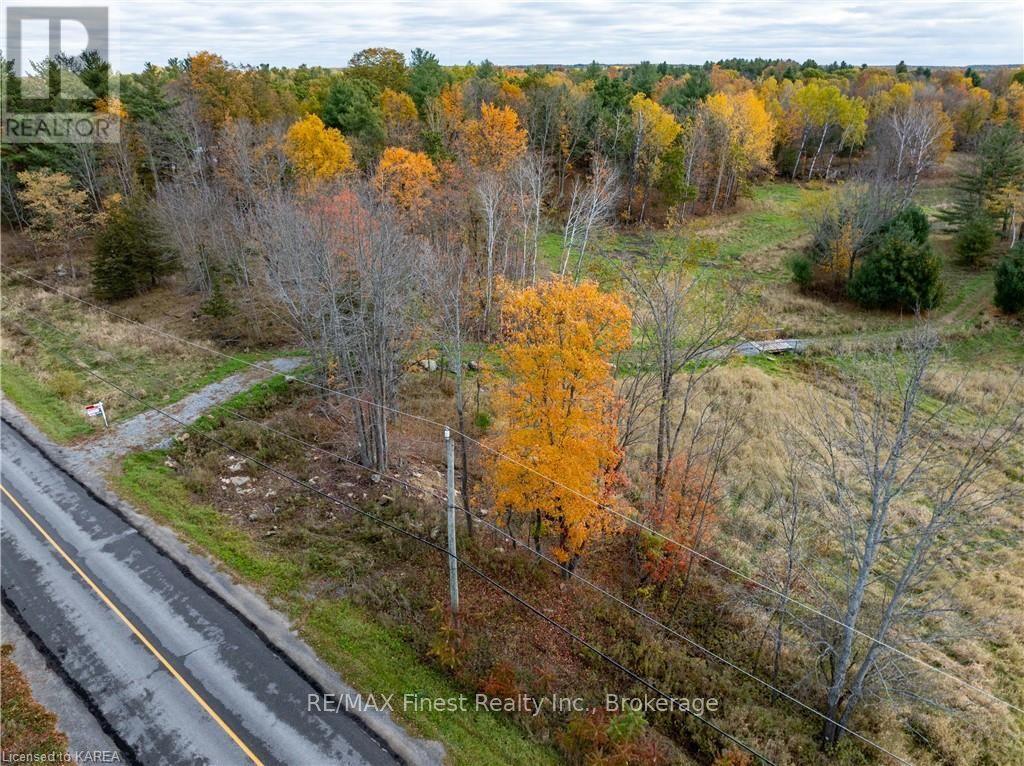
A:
1,606,123,761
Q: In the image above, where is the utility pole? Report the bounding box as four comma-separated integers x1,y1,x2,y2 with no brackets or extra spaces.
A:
444,427,459,621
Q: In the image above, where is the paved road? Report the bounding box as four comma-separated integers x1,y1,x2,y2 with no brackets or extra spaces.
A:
1,424,398,766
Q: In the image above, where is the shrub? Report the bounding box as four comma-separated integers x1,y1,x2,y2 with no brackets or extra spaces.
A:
200,278,235,319
92,197,176,300
786,253,814,290
955,213,995,267
994,243,1024,313
49,369,83,399
473,410,492,431
890,204,930,245
848,223,943,310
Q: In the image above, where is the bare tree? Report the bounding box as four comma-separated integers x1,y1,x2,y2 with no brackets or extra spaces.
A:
752,438,812,693
250,185,340,371
425,234,476,535
257,184,426,471
871,96,951,203
619,249,741,509
155,175,234,294
475,171,506,330
560,155,620,281
794,330,1023,747
68,143,104,212
511,151,548,283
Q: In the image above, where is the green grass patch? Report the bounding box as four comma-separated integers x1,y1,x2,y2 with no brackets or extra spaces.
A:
737,351,799,376
685,182,818,266
151,354,282,410
305,600,558,765
944,326,1024,365
114,448,559,766
117,450,304,593
538,232,564,274
4,304,300,442
191,371,302,433
0,359,93,441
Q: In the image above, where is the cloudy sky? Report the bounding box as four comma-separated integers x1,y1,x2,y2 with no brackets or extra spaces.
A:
12,0,1024,71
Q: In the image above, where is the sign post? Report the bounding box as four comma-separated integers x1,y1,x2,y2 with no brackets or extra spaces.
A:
85,401,108,428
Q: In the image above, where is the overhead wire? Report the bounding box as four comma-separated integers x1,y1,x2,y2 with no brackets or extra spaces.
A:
10,320,779,766
3,265,1019,719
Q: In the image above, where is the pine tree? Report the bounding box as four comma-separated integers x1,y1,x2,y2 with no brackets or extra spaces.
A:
91,197,175,301
942,124,1024,228
994,243,1024,313
955,212,995,267
848,223,943,310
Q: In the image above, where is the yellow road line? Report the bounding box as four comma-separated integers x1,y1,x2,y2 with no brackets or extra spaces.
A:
0,483,264,766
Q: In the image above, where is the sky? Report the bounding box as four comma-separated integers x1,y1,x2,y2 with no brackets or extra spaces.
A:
8,0,1024,72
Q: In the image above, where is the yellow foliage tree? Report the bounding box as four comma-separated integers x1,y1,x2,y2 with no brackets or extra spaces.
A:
283,114,355,183
629,93,681,166
94,96,128,120
706,90,776,174
380,88,420,147
1008,82,1024,130
699,90,775,209
498,81,526,108
487,278,631,571
16,169,91,274
374,147,439,213
954,86,993,145
626,93,681,218
463,102,527,172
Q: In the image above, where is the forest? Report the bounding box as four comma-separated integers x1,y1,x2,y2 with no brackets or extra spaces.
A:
2,46,1024,766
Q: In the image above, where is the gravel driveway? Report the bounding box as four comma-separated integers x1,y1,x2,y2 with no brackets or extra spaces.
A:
66,356,304,474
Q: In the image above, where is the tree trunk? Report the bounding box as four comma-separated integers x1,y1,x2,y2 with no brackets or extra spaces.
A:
807,122,831,180
455,375,473,537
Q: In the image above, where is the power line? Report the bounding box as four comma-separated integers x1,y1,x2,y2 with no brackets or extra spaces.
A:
5,266,1020,719
12,322,778,766
181,396,917,763
16,310,918,764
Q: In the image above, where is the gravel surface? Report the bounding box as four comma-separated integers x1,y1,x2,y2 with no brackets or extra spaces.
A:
68,356,303,474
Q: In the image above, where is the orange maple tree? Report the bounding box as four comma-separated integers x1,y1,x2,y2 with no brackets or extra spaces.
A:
487,278,631,571
374,147,440,213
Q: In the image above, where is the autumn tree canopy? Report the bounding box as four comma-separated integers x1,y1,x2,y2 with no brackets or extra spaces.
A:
284,113,355,182
487,278,632,571
374,146,439,213
463,102,528,172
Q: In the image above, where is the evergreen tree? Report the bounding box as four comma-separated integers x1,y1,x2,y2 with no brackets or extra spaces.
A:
629,61,659,95
848,224,943,310
955,212,995,267
200,275,235,319
994,243,1024,313
408,48,447,115
877,204,930,245
91,198,175,300
320,76,384,142
942,124,1024,229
